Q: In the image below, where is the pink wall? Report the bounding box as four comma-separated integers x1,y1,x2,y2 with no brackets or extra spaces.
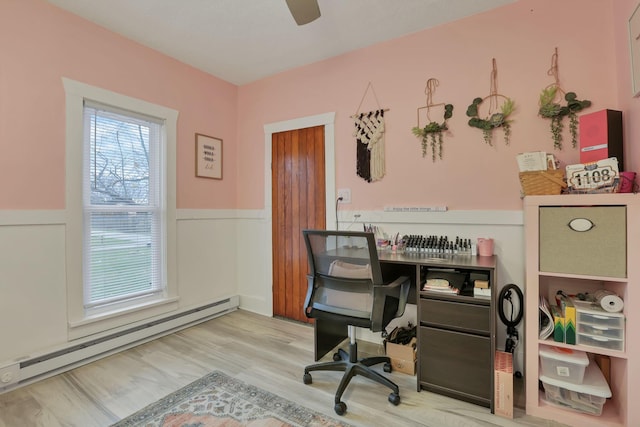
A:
613,0,640,175
0,0,238,209
237,0,623,211
2,0,636,212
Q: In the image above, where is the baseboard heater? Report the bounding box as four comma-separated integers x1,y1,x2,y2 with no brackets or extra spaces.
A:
1,296,239,393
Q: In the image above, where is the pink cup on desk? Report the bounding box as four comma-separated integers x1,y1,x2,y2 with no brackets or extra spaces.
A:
477,238,494,256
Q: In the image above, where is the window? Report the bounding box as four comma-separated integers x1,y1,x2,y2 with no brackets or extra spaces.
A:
64,78,178,338
83,102,165,313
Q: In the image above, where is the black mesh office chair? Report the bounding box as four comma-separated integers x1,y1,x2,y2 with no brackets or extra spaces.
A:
301,229,411,416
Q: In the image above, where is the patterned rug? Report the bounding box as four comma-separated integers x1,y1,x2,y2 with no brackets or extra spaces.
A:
111,371,352,427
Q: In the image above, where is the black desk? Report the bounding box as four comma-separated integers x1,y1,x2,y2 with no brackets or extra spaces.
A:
314,251,497,411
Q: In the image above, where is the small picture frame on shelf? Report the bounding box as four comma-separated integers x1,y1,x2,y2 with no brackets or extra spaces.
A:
195,133,222,179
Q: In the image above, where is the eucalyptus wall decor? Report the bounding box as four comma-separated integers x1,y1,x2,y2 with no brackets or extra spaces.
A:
466,59,515,146
538,48,591,150
466,96,515,145
411,78,454,161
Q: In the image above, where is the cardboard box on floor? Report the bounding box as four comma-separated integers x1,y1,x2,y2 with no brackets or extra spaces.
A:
494,350,514,419
385,337,417,375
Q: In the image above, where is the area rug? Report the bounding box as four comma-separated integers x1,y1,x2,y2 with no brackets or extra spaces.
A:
111,371,353,427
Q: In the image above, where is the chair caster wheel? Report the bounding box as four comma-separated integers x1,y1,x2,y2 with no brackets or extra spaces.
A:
388,392,400,406
334,401,347,415
303,373,312,385
333,352,341,361
383,362,392,373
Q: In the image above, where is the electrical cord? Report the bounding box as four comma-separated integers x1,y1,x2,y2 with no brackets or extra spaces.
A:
335,197,343,230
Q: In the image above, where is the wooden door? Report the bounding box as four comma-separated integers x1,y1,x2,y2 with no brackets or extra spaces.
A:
272,125,326,322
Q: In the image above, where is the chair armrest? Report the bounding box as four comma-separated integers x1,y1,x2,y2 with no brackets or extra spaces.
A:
371,276,411,331
303,274,316,318
385,276,411,317
377,275,410,298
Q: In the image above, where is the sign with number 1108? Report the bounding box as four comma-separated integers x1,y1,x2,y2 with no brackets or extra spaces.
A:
566,158,619,190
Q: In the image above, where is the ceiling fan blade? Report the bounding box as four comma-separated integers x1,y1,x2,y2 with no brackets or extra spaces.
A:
285,0,321,25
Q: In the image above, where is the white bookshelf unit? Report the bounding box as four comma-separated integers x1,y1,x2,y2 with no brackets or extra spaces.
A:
524,194,639,427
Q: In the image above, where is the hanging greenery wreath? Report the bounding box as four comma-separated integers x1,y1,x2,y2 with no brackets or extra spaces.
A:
411,104,454,161
466,97,515,146
538,86,591,150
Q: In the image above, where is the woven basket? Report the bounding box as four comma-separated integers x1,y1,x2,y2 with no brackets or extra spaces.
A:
519,170,567,196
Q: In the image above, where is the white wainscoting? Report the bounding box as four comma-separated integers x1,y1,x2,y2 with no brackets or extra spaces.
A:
233,209,272,317
0,207,526,384
0,218,68,362
0,209,241,388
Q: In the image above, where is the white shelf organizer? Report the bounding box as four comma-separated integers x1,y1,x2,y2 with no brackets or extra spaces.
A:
524,194,639,427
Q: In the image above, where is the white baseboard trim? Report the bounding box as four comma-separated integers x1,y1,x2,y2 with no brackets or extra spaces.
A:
238,294,272,317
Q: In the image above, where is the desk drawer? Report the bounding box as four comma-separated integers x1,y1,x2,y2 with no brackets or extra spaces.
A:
419,326,491,402
420,298,490,334
539,206,626,278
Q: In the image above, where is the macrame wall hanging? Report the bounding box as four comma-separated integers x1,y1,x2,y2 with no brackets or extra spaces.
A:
411,78,454,161
352,82,389,183
537,47,591,150
466,58,515,146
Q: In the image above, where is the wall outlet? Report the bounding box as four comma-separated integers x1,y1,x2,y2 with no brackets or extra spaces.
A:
337,188,351,204
0,364,20,386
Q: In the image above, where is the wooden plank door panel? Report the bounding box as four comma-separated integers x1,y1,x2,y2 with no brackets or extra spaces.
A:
272,126,325,322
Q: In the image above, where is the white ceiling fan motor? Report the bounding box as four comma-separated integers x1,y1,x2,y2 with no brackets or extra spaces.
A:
285,0,321,25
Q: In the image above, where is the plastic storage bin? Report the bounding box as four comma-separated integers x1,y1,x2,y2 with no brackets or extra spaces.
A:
539,346,589,384
576,307,625,352
540,362,611,416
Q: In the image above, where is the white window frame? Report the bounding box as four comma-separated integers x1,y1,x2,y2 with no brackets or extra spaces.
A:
64,78,179,340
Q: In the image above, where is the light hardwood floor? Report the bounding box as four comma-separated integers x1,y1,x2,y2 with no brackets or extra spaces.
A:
0,310,567,427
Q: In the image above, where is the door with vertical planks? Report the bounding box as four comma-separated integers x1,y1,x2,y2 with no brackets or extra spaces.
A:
272,125,326,322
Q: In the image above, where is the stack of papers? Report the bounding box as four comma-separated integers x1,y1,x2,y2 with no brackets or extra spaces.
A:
473,279,490,298
474,288,491,298
539,295,554,340
516,151,558,172
422,278,459,294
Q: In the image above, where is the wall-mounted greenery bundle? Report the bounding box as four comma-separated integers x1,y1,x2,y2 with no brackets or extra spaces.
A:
538,86,591,150
466,96,515,146
411,104,454,161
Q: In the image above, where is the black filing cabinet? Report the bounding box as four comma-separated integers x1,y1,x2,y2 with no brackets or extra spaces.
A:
417,268,495,410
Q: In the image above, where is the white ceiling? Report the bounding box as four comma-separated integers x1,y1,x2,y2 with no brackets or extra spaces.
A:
46,0,516,86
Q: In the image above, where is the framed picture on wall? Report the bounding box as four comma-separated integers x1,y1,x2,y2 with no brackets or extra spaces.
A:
629,2,640,96
195,133,223,179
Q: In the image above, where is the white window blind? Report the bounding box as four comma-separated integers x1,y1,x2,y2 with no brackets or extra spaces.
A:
82,101,166,311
